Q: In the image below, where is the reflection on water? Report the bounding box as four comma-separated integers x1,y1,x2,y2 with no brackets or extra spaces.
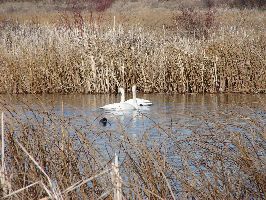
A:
0,93,265,179
0,93,265,141
0,93,265,126
0,93,264,198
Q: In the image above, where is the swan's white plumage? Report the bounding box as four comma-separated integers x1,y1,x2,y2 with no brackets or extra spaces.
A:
100,88,138,110
125,85,152,106
125,98,152,106
100,102,137,110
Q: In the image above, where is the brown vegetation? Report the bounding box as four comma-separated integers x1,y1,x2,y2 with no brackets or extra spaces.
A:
0,97,265,199
0,1,265,95
0,2,265,199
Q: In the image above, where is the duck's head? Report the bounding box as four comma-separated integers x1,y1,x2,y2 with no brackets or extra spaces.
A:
99,117,108,126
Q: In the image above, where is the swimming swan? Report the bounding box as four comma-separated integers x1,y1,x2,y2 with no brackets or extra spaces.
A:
126,85,152,106
100,88,138,110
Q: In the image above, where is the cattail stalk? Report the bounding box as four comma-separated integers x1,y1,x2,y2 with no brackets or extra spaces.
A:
112,154,122,200
1,112,4,174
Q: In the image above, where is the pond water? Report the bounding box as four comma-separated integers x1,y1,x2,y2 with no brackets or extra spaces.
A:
1,93,265,115
1,93,265,139
0,93,265,183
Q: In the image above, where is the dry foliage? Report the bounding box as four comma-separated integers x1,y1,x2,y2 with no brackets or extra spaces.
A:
0,97,265,199
174,8,216,39
0,8,265,94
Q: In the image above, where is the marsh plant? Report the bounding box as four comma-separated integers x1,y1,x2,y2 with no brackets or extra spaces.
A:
0,8,265,94
0,97,265,199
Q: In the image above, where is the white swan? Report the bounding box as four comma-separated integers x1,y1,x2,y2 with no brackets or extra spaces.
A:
126,85,152,106
100,88,138,110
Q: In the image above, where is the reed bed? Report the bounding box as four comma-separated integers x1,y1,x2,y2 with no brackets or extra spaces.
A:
0,8,265,94
0,97,265,199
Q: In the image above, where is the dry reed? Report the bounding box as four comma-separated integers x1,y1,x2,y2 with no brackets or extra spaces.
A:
0,7,265,94
0,96,265,199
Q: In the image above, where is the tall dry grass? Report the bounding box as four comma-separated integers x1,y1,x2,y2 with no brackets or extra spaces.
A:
0,97,265,199
0,3,265,94
0,19,264,94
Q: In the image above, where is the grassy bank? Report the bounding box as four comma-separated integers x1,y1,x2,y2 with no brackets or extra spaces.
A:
0,2,265,94
0,98,265,199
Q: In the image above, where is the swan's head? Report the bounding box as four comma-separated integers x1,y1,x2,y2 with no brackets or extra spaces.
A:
118,87,125,94
118,87,125,103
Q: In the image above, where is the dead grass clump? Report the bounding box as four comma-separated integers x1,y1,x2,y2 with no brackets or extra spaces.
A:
227,0,266,9
1,101,115,199
205,34,266,93
174,8,217,39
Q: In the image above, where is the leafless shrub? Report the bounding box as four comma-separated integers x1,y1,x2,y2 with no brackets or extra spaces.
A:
94,0,114,12
202,0,216,8
174,8,216,39
226,0,266,8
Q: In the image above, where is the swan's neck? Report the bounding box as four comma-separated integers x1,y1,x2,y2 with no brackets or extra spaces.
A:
132,86,137,104
120,89,125,103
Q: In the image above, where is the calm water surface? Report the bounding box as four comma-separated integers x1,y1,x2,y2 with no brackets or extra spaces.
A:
1,93,265,134
0,93,265,162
